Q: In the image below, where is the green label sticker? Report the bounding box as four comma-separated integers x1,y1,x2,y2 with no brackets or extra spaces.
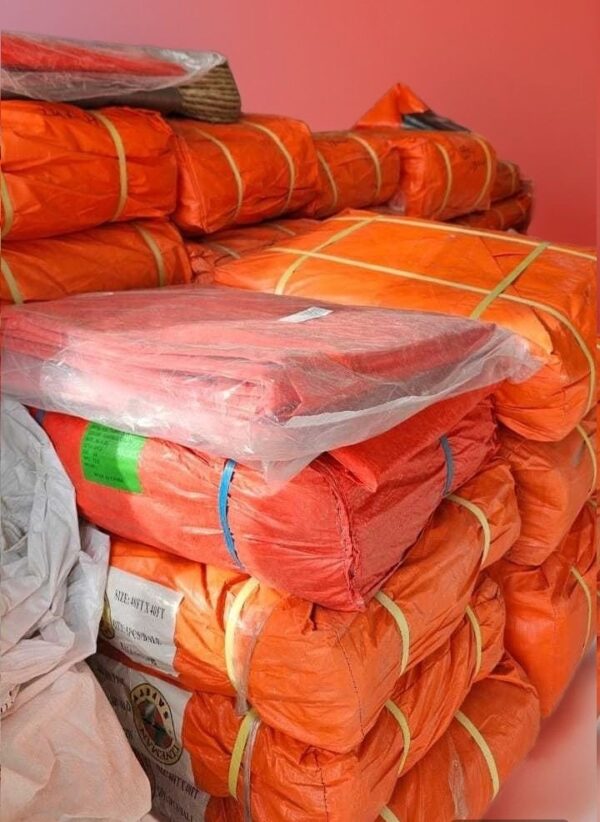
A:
81,422,145,493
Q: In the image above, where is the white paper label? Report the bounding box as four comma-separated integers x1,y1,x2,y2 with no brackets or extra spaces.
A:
90,654,199,797
279,306,332,323
101,567,182,677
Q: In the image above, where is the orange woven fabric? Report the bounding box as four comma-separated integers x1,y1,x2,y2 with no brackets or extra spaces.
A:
501,410,596,564
300,131,400,218
489,503,596,716
99,460,518,753
1,101,177,240
214,210,596,441
1,220,191,304
171,115,320,234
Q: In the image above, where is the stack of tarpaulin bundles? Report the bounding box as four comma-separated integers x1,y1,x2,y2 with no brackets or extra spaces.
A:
212,209,597,717
0,29,245,304
1,282,543,821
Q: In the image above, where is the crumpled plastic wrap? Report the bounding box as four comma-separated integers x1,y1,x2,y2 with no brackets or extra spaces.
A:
0,396,109,711
0,285,538,484
2,31,224,101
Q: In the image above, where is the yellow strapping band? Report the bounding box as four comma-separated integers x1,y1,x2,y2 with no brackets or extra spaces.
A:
576,423,598,493
469,241,550,320
269,221,297,237
228,707,260,798
347,133,383,199
570,567,592,647
317,150,339,212
245,120,296,213
432,141,454,218
490,207,505,230
194,127,244,222
91,111,128,222
380,808,400,822
455,709,500,798
447,494,491,564
385,699,411,775
206,241,241,260
224,578,260,691
131,223,167,287
1,170,14,239
465,605,483,678
470,136,494,211
375,590,410,675
328,213,597,261
1,257,23,304
274,215,378,295
270,217,596,413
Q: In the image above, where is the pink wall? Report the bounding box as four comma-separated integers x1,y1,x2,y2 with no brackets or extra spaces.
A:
3,0,597,244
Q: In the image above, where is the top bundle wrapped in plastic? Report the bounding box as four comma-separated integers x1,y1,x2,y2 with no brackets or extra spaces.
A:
1,31,241,122
0,285,536,483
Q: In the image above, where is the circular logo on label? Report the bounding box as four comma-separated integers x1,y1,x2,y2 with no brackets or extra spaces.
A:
99,593,115,641
130,683,182,766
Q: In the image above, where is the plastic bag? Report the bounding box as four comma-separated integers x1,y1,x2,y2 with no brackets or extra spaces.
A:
0,397,109,712
0,662,152,822
0,285,537,484
2,31,224,100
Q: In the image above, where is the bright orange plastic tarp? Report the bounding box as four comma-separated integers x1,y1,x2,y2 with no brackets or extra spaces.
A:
1,101,177,241
39,393,496,610
102,459,519,752
214,210,596,442
171,115,320,234
501,410,596,564
376,656,541,822
1,220,192,304
300,131,400,218
489,503,596,716
96,577,504,821
491,159,523,202
184,218,317,283
354,85,496,220
453,185,533,232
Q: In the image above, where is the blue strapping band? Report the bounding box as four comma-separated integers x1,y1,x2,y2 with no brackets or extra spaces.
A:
218,459,243,567
439,435,454,496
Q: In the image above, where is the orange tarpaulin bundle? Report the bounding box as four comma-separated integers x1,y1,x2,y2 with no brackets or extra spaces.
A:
374,656,541,822
491,159,524,202
37,392,497,610
93,578,504,822
501,410,597,565
489,503,596,716
171,115,320,234
184,218,317,282
354,85,496,221
1,101,177,241
1,220,192,304
98,459,519,753
215,210,596,442
300,131,400,218
452,185,533,233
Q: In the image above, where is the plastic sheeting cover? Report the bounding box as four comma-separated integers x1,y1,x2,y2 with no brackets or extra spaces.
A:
0,285,538,483
1,31,225,101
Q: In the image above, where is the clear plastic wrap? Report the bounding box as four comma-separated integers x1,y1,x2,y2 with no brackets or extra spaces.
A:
2,31,224,100
0,285,539,484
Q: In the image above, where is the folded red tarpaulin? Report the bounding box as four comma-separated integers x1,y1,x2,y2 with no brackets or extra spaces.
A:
0,286,535,483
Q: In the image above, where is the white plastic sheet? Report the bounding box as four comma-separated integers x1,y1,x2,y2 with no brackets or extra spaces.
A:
0,285,540,484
